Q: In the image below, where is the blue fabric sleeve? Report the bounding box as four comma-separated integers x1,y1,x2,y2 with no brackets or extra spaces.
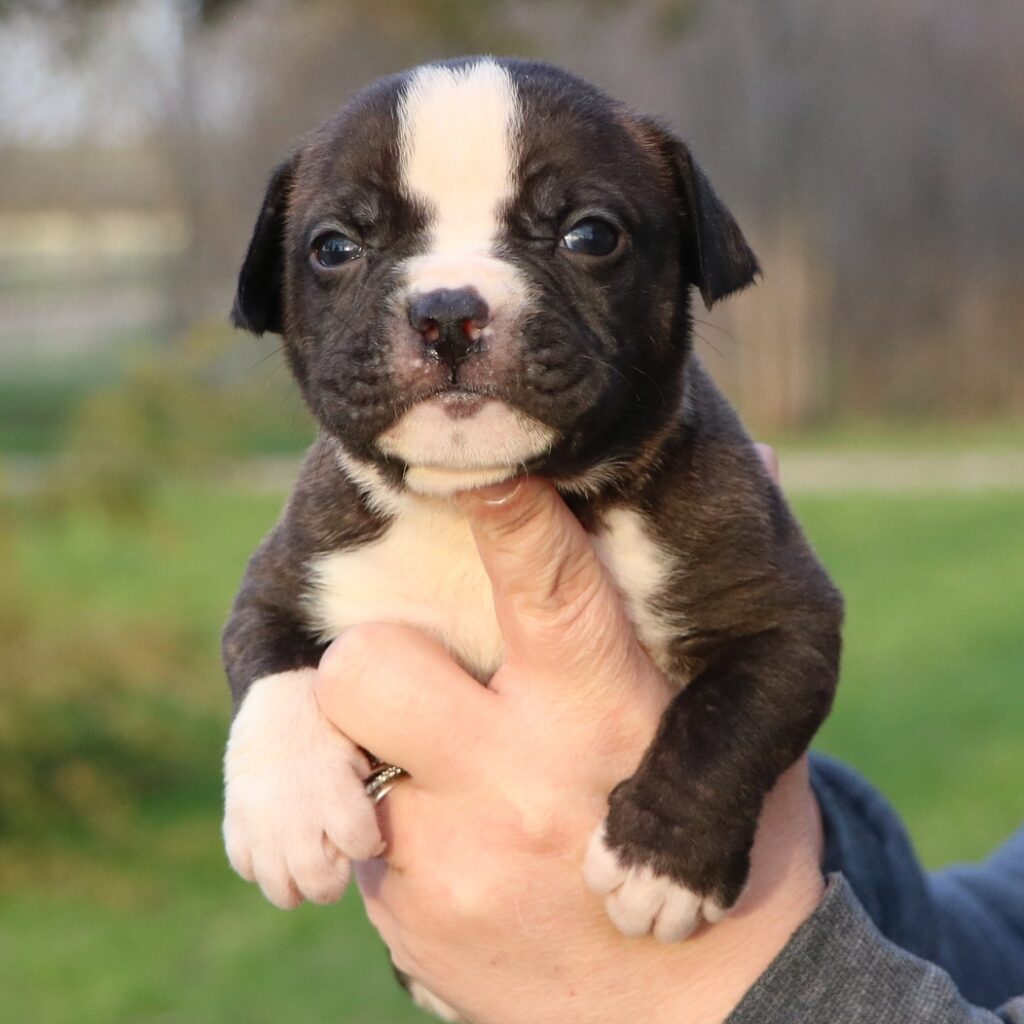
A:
810,753,1024,1010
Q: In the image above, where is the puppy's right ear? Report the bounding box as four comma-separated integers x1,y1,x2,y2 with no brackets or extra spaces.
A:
231,157,296,336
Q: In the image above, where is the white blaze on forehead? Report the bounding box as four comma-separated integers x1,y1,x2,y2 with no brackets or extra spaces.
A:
390,60,537,489
399,59,520,253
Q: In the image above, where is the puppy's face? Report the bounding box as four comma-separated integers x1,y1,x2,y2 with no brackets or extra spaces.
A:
234,59,758,496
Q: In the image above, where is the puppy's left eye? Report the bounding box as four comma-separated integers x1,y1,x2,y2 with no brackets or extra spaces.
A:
312,231,364,269
560,218,620,257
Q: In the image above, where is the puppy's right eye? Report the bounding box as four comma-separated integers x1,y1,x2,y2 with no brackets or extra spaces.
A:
312,231,363,269
560,218,621,258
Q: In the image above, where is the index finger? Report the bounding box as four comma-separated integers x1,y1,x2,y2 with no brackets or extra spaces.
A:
315,622,496,788
458,479,655,698
755,443,780,483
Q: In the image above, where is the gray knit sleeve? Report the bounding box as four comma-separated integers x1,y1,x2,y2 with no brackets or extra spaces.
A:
727,875,1024,1024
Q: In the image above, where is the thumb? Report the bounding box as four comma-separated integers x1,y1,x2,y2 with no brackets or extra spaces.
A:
457,478,647,692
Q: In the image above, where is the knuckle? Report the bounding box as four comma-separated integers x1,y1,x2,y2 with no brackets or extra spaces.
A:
514,803,579,857
444,872,504,927
511,581,620,672
318,622,423,716
320,626,376,686
489,791,578,858
515,568,603,636
337,622,419,665
400,862,504,933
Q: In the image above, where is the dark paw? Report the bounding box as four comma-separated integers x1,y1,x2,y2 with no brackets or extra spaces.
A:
583,783,752,941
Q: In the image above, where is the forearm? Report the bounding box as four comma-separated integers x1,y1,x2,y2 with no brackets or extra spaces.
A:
728,875,1023,1024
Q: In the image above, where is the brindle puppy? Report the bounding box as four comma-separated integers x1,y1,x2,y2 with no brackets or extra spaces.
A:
222,56,842,1016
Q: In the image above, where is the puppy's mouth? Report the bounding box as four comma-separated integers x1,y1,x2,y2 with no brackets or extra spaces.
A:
376,391,558,496
430,387,489,420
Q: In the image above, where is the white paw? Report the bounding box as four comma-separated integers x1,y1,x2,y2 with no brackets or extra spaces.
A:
583,824,726,942
408,980,464,1022
223,668,384,909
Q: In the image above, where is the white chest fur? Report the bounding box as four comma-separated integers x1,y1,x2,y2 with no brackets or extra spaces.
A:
305,496,678,681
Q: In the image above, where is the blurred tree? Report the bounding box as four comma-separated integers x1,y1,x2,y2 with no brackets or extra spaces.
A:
2,0,1020,423
0,0,517,328
0,0,241,21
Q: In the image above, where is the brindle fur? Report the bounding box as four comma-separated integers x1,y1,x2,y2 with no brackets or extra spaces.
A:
224,57,842,918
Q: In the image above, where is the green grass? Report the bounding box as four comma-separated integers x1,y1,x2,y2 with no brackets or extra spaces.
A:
768,417,1024,455
0,478,1021,1022
1,481,426,1024
794,490,1024,863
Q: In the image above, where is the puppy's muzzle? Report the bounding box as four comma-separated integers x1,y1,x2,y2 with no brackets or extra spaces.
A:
408,287,490,370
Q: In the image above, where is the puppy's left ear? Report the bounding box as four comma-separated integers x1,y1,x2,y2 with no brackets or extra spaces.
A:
231,156,296,336
657,131,760,308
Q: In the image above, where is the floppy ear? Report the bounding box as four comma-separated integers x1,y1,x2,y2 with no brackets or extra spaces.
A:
231,157,296,336
665,136,760,308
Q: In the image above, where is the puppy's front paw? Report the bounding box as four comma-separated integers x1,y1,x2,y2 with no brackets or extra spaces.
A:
583,774,752,941
584,824,728,942
223,668,384,909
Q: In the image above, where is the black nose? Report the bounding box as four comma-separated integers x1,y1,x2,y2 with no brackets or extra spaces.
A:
408,287,490,369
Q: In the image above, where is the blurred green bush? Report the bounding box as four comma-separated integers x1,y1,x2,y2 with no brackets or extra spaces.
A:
25,324,312,519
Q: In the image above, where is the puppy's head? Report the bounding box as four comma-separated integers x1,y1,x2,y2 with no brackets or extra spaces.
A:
233,58,758,496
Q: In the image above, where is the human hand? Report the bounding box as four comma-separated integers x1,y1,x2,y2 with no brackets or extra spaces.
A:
315,449,823,1024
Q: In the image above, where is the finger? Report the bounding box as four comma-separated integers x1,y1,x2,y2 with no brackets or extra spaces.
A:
457,478,644,690
755,443,780,484
315,622,495,787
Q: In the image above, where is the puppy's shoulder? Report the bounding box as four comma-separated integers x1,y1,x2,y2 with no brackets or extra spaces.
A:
280,439,394,557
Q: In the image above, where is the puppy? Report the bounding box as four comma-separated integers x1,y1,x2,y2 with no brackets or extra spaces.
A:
222,56,842,1012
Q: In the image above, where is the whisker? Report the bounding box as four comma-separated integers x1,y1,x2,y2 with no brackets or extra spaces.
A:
244,343,287,374
693,329,725,360
692,317,738,346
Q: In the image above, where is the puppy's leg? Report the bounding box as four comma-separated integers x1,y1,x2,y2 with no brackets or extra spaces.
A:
221,469,393,908
585,627,837,940
223,667,384,907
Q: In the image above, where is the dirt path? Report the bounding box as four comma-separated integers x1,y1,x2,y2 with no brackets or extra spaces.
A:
213,451,1024,494
4,451,1023,495
775,451,1024,492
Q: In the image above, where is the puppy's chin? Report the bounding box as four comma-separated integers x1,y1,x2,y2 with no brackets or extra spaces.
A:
403,464,519,496
377,396,557,497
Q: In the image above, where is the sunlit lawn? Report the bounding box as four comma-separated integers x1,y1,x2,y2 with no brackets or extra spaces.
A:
1,477,1021,1023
